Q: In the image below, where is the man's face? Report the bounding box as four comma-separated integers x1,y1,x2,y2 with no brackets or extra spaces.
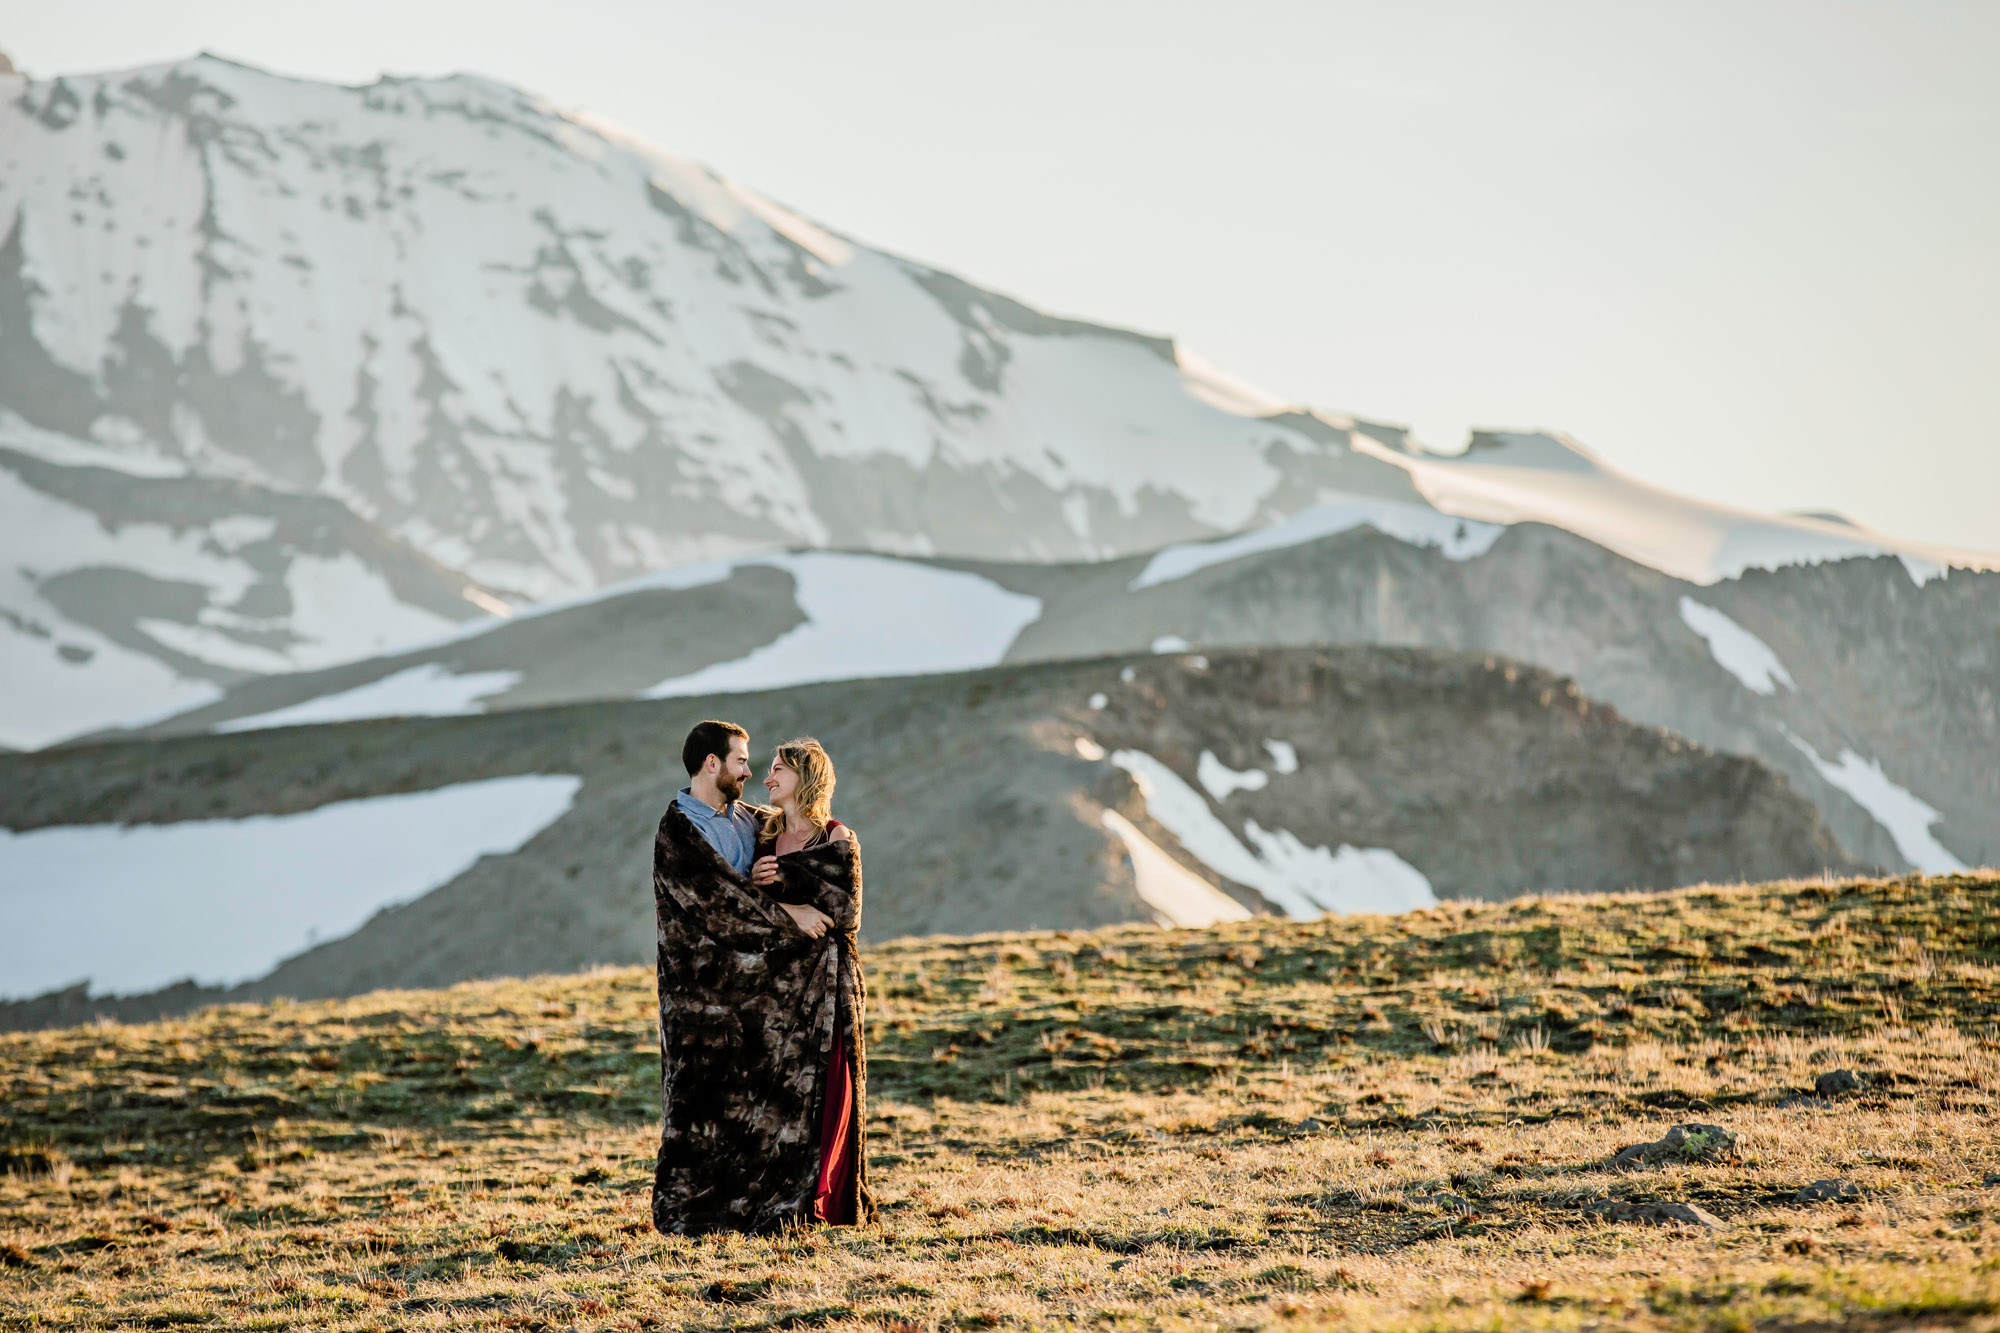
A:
714,735,751,802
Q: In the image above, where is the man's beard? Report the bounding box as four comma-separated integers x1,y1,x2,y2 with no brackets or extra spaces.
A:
716,771,745,803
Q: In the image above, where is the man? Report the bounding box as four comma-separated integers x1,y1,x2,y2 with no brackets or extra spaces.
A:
673,719,762,877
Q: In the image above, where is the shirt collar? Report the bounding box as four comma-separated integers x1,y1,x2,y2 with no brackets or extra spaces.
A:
678,786,735,818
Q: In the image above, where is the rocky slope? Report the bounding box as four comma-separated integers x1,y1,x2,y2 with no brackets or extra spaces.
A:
0,646,1855,1029
133,521,2000,878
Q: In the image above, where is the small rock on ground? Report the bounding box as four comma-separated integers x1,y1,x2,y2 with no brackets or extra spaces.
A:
1589,1198,1725,1229
1612,1123,1738,1171
1793,1178,1860,1204
1815,1069,1864,1097
1407,1191,1479,1215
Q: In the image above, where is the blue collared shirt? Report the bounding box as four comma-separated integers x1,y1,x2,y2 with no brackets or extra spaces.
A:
675,787,761,877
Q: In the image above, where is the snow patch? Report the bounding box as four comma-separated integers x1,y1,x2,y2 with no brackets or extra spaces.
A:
1677,597,1796,695
1132,495,1506,591
1780,730,1966,874
1197,750,1268,800
0,460,464,746
1897,553,1946,586
1101,809,1254,928
1239,824,1439,917
1110,749,1436,918
0,410,188,478
214,664,524,732
0,775,582,999
1074,736,1106,761
0,609,225,751
1088,692,1108,710
1263,739,1300,774
640,552,1041,698
1151,634,1191,654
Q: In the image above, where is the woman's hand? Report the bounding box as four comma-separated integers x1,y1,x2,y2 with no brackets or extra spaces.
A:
779,902,833,938
750,855,780,887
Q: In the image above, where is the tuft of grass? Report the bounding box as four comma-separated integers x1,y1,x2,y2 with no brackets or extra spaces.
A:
1,871,1997,1331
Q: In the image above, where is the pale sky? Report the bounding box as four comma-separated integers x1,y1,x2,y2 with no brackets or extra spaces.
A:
8,1,1997,553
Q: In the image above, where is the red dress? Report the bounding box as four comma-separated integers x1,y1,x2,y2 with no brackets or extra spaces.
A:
757,820,857,1225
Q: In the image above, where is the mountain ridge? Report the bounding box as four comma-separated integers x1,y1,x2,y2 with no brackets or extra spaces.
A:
0,643,1857,1028
116,517,2000,878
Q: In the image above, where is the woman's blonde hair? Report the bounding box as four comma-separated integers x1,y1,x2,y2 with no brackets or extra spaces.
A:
760,737,836,842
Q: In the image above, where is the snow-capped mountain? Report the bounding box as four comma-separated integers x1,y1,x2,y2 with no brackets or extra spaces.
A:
2,54,1991,750
0,54,1419,747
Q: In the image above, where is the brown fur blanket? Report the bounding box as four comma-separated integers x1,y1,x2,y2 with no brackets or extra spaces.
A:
650,803,874,1234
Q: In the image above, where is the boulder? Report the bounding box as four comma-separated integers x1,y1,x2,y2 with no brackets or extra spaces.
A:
1793,1178,1861,1204
1612,1123,1738,1171
1407,1190,1479,1215
1814,1069,1864,1097
1589,1198,1725,1229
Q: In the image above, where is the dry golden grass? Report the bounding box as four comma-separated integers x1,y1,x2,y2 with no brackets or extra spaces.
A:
3,871,1998,1331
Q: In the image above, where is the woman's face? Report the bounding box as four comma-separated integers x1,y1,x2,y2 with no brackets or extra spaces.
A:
764,754,798,805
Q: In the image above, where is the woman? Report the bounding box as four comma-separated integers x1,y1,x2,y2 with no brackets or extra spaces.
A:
748,738,872,1227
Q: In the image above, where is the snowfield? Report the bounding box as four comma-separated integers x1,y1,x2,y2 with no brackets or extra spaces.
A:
1132,495,1506,591
0,775,583,1000
215,664,525,732
639,553,1042,699
1110,748,1438,918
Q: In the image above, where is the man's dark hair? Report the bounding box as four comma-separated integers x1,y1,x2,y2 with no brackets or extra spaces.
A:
682,720,749,777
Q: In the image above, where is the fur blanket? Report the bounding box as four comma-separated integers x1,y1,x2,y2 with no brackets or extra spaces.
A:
650,803,874,1234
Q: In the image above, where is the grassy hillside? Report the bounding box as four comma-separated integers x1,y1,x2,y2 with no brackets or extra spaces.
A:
3,871,1997,1331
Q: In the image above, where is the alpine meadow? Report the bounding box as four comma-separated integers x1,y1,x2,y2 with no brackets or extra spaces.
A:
4,873,1999,1331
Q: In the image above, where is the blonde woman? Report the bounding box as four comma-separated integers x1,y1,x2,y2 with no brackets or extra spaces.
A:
748,738,871,1226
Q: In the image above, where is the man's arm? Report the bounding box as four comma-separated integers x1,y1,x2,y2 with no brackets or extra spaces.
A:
654,813,798,946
